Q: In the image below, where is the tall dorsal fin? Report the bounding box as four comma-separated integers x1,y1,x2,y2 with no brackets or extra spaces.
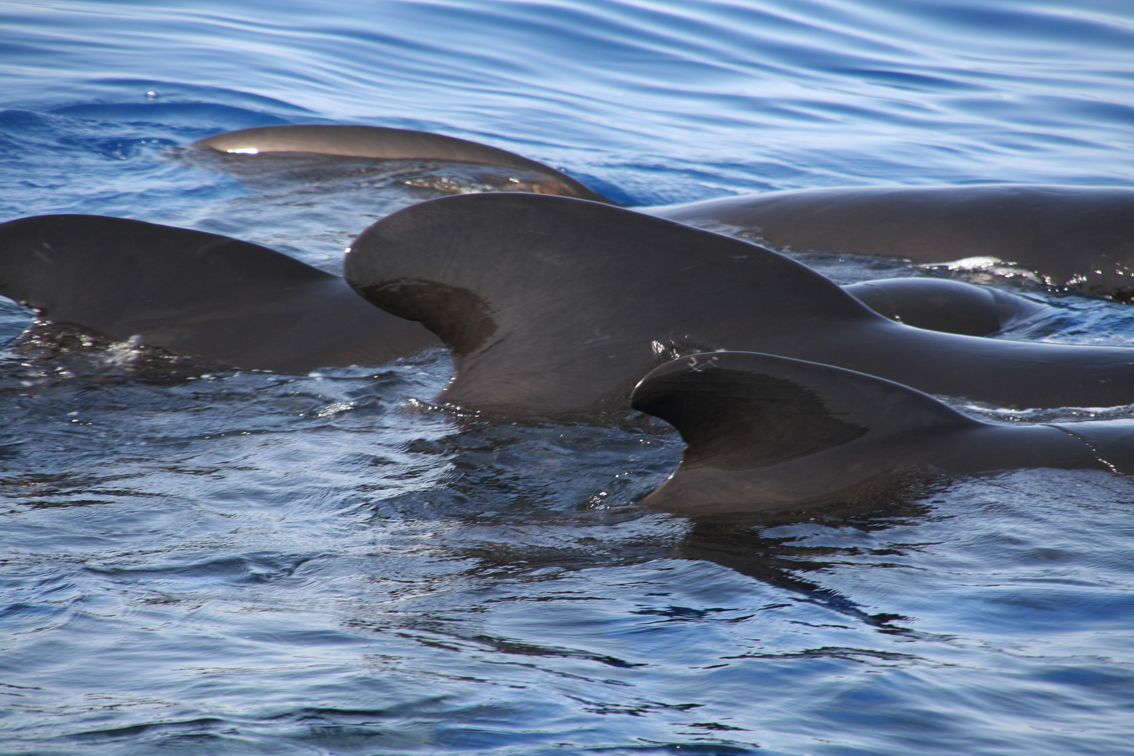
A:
630,351,981,470
347,192,1134,413
193,124,613,203
0,215,435,372
344,193,876,417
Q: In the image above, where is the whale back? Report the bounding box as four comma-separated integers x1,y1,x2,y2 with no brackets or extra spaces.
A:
0,215,435,372
194,124,612,203
842,277,1046,336
345,193,876,417
654,185,1134,298
347,192,1134,414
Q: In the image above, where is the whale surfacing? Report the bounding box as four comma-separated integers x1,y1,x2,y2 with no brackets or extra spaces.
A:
842,277,1047,336
345,193,1134,416
631,352,1134,516
0,215,437,372
653,185,1134,299
193,124,613,203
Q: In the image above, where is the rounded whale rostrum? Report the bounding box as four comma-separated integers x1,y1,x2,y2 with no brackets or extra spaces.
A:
193,124,613,203
630,351,1134,516
0,214,437,372
344,192,1134,416
841,276,1048,336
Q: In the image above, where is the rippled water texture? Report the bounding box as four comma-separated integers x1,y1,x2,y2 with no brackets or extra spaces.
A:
2,1,1134,754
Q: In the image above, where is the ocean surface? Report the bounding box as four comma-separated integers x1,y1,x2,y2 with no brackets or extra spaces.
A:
2,1,1134,754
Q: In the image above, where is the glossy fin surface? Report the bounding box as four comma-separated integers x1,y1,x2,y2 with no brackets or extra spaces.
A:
0,215,436,372
194,124,613,203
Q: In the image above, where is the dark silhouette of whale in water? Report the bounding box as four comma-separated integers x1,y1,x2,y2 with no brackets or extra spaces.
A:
192,124,610,203
630,351,1134,516
344,193,1134,415
0,214,436,372
0,213,1044,372
192,125,1134,299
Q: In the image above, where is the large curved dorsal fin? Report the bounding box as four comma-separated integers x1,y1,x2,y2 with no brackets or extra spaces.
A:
631,352,980,471
0,215,435,372
345,193,875,417
348,192,1134,413
193,124,613,204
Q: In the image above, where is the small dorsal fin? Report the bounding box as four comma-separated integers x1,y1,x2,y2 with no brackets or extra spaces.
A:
631,352,979,470
0,215,435,372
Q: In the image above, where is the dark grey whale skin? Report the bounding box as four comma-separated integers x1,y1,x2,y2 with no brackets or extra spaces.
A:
0,215,438,373
344,193,1134,417
651,185,1134,299
630,352,1134,516
0,213,1023,376
194,126,1134,298
193,124,610,203
195,124,1057,338
842,277,1047,336
195,126,1134,299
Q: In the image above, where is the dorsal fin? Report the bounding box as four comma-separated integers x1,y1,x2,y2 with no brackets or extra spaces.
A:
344,193,876,417
0,215,436,372
630,352,980,470
347,192,1134,412
193,124,613,203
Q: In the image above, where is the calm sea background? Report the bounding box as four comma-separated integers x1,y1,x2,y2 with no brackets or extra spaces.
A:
2,1,1134,754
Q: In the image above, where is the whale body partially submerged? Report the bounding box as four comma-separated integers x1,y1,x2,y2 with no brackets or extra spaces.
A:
2,188,1132,518
652,185,1134,300
192,124,611,203
192,124,1134,300
0,207,1047,373
631,351,1134,516
344,193,1134,415
0,214,437,372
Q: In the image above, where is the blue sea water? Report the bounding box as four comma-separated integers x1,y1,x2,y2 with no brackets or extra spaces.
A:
2,1,1134,754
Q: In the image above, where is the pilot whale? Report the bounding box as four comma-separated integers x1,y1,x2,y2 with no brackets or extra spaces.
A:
630,351,1134,516
192,125,1134,300
651,185,1134,300
841,276,1047,337
0,213,1044,372
193,126,1054,338
192,124,610,203
0,214,436,372
344,192,1134,415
